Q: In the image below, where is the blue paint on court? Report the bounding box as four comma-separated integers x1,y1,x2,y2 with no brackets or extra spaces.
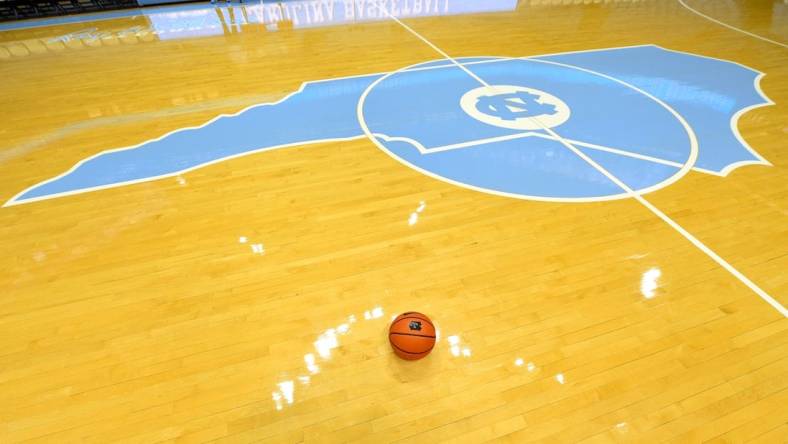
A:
6,45,770,205
538,45,769,173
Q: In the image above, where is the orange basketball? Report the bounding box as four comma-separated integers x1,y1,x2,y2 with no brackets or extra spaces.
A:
388,312,436,360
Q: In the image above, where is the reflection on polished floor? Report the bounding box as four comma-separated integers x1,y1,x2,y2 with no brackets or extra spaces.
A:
1,0,787,442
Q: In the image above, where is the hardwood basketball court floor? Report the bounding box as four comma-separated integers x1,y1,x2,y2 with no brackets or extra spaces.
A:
0,0,787,442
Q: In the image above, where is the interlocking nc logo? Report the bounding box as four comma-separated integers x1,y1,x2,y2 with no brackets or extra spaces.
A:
460,85,571,131
475,90,558,121
409,321,422,331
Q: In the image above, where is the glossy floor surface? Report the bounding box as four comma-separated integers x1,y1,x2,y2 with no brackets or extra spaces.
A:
1,0,787,442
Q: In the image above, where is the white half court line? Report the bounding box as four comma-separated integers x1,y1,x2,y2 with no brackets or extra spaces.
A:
678,0,788,49
373,3,787,317
375,9,489,87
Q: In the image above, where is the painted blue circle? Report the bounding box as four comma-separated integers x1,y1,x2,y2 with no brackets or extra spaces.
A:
359,58,694,201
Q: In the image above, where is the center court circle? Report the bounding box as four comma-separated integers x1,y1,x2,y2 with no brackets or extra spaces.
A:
357,57,698,202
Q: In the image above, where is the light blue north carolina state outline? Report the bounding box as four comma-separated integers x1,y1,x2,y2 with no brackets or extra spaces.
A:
4,44,772,206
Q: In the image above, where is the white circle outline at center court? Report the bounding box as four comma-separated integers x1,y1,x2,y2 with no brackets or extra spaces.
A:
356,56,699,203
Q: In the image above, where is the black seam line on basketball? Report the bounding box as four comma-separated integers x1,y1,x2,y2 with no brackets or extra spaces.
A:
389,332,436,339
390,341,435,355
